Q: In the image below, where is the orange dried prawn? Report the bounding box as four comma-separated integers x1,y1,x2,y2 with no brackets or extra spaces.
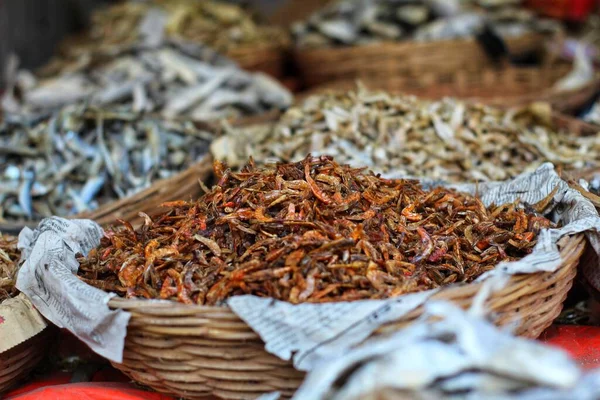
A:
77,155,554,305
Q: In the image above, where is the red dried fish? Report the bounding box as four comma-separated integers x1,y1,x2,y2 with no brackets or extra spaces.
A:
77,155,553,305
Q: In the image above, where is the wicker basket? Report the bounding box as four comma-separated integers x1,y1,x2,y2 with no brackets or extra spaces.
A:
228,45,287,79
0,155,214,235
295,32,600,113
308,67,600,114
0,326,53,394
294,33,544,88
105,233,586,400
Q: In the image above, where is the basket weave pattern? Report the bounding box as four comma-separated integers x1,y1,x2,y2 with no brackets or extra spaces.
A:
294,34,543,87
309,67,600,113
228,45,286,79
0,327,52,394
108,234,586,399
295,32,600,113
80,155,214,227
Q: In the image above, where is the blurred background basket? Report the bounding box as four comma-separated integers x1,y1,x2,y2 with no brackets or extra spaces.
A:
295,31,600,113
105,234,586,399
305,65,600,113
0,326,53,394
294,33,544,88
228,44,287,79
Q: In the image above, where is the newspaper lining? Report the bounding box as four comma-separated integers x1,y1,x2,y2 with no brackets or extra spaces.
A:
292,302,599,400
16,217,130,362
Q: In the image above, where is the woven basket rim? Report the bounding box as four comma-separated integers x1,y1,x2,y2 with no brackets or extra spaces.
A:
107,233,584,313
104,235,586,399
227,41,289,55
305,71,600,99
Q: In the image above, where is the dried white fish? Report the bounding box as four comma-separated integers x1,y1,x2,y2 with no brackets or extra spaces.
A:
318,20,359,43
0,106,212,221
80,0,288,55
396,5,430,26
3,41,292,120
212,86,600,182
294,0,562,48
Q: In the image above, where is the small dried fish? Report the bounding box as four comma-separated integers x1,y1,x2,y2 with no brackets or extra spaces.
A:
211,86,600,182
75,0,289,55
293,0,561,48
3,41,292,120
0,106,213,221
0,235,19,302
77,155,551,305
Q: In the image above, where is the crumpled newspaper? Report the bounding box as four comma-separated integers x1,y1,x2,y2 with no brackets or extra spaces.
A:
229,163,600,371
291,302,600,400
15,217,130,362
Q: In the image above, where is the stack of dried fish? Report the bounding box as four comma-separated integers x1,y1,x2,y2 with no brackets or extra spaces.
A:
293,0,560,48
2,40,292,120
79,0,288,54
0,235,19,302
77,155,551,305
211,87,600,182
0,106,212,221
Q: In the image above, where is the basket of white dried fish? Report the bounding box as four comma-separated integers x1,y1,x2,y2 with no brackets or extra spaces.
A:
292,0,599,112
43,0,289,79
0,106,216,233
2,39,292,121
212,86,600,182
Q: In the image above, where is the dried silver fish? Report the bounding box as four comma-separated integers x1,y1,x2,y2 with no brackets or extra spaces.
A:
0,106,213,221
211,85,600,182
3,41,292,120
76,0,289,55
293,0,561,48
